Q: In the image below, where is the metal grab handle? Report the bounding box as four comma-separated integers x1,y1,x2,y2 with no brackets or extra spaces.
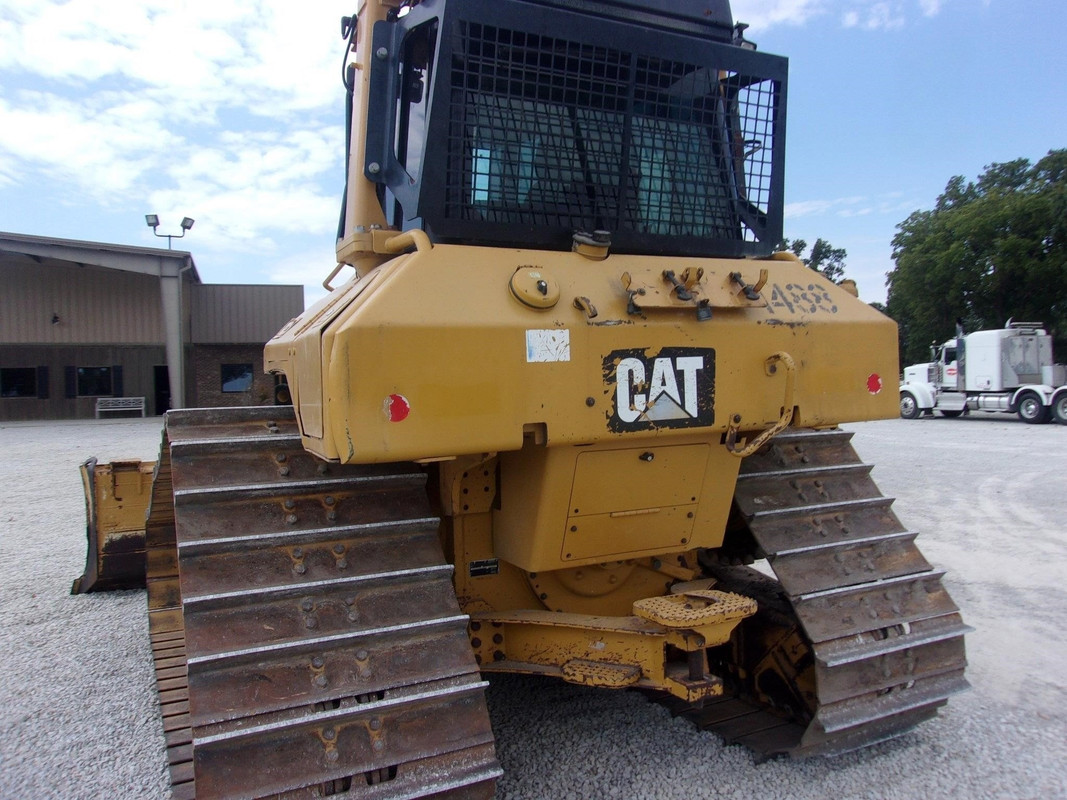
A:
381,229,432,254
725,351,796,458
322,262,351,292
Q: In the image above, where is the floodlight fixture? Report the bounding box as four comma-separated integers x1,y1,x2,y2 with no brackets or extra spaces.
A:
146,214,195,249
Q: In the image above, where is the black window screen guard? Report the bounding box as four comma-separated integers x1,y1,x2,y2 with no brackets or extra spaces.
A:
369,0,786,258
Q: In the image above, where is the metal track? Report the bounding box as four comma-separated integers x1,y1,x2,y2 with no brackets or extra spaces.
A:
676,428,970,758
144,406,500,800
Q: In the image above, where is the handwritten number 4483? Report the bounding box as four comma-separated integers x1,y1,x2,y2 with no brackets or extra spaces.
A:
768,283,838,315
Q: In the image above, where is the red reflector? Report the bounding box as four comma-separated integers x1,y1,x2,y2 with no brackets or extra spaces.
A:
386,394,410,422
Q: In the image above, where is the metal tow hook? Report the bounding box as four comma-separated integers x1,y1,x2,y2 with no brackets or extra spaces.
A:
726,352,797,457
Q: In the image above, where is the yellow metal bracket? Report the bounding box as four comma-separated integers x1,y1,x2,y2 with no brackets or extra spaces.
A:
324,229,433,290
726,351,797,458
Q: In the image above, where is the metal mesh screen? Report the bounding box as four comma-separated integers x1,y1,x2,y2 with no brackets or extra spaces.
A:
443,22,780,245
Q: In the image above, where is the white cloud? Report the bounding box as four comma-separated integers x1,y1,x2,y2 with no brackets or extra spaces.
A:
0,159,17,188
0,92,183,196
839,2,905,30
166,128,341,194
147,181,339,253
785,198,838,217
264,246,345,308
0,0,340,114
732,0,827,28
735,0,965,31
145,126,343,250
786,192,920,220
0,0,346,244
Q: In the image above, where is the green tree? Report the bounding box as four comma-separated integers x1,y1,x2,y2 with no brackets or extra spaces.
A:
886,150,1067,365
776,237,848,282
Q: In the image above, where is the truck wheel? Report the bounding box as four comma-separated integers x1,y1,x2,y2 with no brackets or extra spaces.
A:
1016,391,1050,424
939,410,963,418
1053,394,1067,425
900,392,920,420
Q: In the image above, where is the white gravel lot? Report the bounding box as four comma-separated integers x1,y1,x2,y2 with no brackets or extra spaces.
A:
1,414,1065,799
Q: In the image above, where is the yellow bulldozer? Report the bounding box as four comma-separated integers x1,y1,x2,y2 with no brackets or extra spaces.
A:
73,1,969,797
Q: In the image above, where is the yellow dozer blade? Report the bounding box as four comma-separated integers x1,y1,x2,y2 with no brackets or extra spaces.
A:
71,458,154,594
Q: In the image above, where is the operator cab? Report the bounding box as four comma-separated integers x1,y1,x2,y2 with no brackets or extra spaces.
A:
358,0,787,258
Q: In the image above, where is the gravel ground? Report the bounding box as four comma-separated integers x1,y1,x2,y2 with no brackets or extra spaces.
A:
1,414,1065,799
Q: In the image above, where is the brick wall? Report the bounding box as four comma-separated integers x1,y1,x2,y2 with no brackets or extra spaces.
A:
189,344,279,408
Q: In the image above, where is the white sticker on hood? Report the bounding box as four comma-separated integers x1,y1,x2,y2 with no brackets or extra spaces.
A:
526,329,570,363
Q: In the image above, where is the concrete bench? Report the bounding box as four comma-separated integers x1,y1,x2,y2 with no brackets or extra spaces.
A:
95,396,146,419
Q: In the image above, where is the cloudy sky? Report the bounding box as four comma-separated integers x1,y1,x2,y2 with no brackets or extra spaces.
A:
0,0,1063,306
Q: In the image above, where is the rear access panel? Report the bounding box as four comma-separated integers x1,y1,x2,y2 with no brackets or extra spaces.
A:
562,445,708,561
495,438,740,571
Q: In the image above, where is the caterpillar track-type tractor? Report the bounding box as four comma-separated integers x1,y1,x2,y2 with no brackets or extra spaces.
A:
76,1,970,797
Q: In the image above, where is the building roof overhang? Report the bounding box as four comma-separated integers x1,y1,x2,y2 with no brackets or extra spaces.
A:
0,231,201,282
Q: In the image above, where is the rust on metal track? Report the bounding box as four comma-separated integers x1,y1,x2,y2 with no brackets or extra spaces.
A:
144,406,500,799
673,428,970,758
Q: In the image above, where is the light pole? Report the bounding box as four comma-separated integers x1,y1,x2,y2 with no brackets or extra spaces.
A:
145,214,195,249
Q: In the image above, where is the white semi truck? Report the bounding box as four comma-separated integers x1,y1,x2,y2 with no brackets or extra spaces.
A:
899,321,1067,424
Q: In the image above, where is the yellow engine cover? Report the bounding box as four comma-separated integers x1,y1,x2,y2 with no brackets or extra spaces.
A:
266,243,898,467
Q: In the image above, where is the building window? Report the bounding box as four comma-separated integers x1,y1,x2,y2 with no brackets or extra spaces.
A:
77,367,113,397
1,367,37,398
221,363,254,393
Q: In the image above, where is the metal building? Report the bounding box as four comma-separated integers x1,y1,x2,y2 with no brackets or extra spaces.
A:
0,232,303,420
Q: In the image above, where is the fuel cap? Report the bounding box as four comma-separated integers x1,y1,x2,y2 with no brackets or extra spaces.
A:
509,267,560,309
